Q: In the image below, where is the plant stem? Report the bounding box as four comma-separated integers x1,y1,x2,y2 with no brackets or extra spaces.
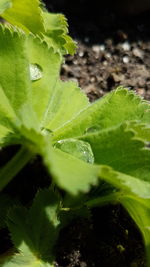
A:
85,192,122,208
0,146,34,191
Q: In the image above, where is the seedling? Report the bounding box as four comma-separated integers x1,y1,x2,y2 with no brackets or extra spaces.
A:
0,1,150,266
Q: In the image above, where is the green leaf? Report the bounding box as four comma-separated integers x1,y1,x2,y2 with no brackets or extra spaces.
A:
43,142,150,197
26,36,61,123
2,120,150,202
46,148,99,195
43,80,89,130
5,127,98,196
0,84,16,121
98,166,150,199
3,189,60,266
0,25,39,131
53,88,150,141
0,1,76,55
81,123,150,182
2,253,53,266
42,12,76,55
0,194,15,228
0,0,12,14
127,121,150,142
18,122,97,196
0,84,17,131
28,189,60,259
0,26,30,112
1,0,44,34
0,125,10,141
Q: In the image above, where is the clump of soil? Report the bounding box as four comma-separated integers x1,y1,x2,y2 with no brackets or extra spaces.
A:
46,0,150,101
60,11,150,101
55,205,146,267
61,38,150,102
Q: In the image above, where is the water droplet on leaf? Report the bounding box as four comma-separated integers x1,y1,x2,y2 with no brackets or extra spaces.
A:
29,64,43,81
41,127,53,136
85,125,101,133
55,138,94,164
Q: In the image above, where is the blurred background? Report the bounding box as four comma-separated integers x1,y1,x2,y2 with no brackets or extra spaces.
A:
44,0,150,101
46,0,150,16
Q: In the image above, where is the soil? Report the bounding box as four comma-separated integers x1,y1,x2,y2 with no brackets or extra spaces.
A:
44,1,150,266
55,205,145,267
47,1,150,102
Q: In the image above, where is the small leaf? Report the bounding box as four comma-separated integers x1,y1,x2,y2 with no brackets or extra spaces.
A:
3,189,60,266
28,189,60,259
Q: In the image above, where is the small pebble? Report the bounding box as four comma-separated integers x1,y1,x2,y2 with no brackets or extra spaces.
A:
132,48,143,58
62,64,70,72
92,45,100,53
105,53,111,58
99,44,105,51
123,56,129,63
69,78,78,83
79,51,84,57
121,41,131,51
103,60,108,66
136,88,145,96
105,38,112,46
80,262,87,267
73,60,78,65
90,76,96,82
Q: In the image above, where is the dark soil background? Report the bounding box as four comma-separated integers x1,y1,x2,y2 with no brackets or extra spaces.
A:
46,0,150,101
43,1,150,266
55,205,145,267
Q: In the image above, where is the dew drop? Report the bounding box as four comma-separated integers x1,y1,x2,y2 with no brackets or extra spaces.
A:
41,127,53,136
85,125,101,134
29,64,43,81
54,138,94,164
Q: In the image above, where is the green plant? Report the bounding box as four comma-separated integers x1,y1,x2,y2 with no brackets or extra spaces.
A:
0,0,150,266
